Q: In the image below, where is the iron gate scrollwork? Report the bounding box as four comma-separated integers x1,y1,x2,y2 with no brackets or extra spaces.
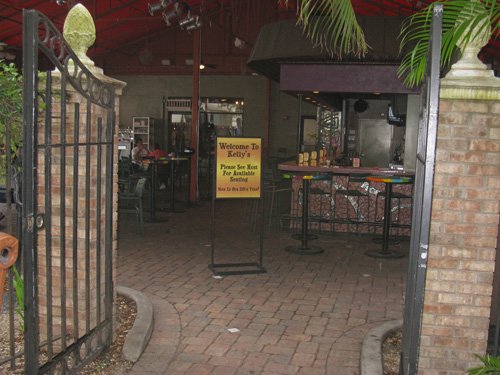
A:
22,9,115,374
401,4,442,375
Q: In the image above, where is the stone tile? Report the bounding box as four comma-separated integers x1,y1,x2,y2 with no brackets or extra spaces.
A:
205,343,231,356
118,203,409,375
263,362,300,374
241,352,271,370
291,352,316,367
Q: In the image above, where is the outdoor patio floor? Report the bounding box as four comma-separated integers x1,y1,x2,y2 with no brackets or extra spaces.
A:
117,199,409,375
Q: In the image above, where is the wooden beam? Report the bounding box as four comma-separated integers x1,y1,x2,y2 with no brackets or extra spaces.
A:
280,64,420,94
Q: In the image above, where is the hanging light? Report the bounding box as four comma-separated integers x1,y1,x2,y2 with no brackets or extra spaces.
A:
148,0,167,15
179,14,202,31
186,16,202,31
164,3,180,25
179,14,194,29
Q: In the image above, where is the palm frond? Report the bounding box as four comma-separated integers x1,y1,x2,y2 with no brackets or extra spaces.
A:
398,0,499,87
294,0,368,58
467,354,500,374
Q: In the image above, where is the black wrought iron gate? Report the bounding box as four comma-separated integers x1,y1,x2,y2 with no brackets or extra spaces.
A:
22,10,115,374
401,4,442,375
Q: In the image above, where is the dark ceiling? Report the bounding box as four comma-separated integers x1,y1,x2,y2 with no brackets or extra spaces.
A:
0,0,499,76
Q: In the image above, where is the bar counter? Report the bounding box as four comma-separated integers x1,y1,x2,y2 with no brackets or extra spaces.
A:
278,160,415,177
277,161,415,236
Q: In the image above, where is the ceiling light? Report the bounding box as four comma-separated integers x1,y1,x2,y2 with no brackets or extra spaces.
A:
148,0,166,15
313,90,319,94
179,15,194,28
199,63,205,70
162,4,182,26
234,37,246,49
178,14,202,31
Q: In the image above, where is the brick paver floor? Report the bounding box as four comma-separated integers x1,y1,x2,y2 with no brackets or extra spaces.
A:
117,199,408,374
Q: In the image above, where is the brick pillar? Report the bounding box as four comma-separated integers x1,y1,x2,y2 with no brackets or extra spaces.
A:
35,3,126,349
418,38,500,372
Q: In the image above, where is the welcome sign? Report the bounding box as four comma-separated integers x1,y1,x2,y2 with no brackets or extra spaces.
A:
215,137,261,199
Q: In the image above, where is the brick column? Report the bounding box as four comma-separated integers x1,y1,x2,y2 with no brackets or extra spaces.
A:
37,74,124,342
35,3,126,348
418,35,500,372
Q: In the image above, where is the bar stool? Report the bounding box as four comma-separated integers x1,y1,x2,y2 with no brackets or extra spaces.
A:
333,174,370,233
365,175,413,258
308,178,333,233
375,184,413,237
281,173,330,254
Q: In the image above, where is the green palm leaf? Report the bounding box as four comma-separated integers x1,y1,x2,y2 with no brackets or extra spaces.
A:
292,0,368,58
467,354,500,374
399,0,499,87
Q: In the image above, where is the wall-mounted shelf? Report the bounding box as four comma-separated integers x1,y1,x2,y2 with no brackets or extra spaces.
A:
132,117,154,149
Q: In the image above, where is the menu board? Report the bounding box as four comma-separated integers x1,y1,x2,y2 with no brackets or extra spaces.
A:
215,137,261,199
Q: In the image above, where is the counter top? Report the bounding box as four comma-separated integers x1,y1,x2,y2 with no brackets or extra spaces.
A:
277,160,415,177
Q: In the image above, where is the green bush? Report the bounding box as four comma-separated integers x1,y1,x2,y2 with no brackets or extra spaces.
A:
0,60,23,186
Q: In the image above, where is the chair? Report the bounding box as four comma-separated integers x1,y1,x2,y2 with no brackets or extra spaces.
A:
118,177,147,236
263,170,292,232
333,174,370,233
118,157,143,193
243,163,292,232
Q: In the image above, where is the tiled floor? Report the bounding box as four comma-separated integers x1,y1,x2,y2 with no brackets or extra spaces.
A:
117,199,409,374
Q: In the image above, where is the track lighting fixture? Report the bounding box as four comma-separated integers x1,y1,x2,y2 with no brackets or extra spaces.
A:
148,0,170,15
179,15,202,31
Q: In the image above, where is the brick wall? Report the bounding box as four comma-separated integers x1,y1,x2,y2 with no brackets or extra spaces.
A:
418,98,500,373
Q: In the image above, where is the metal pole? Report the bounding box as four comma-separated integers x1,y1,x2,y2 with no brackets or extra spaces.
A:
190,30,201,203
22,9,40,374
296,94,303,154
162,96,168,152
263,79,271,159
